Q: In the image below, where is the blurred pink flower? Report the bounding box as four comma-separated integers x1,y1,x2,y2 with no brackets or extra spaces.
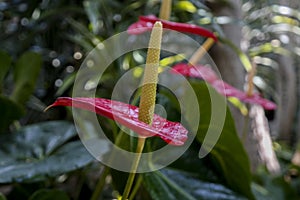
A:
171,63,277,110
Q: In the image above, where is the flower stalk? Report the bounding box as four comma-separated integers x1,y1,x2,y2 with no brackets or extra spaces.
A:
246,62,256,97
121,21,163,200
189,37,215,66
121,137,146,200
159,0,172,20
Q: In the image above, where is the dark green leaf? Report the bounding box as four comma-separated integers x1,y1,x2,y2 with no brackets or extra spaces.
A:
143,171,178,200
0,95,24,132
55,73,76,96
191,82,254,199
168,143,219,182
252,169,298,200
42,141,94,177
0,193,6,200
143,169,246,200
0,51,12,88
11,51,42,104
110,169,129,194
1,121,76,156
29,189,69,200
0,121,94,183
84,0,101,34
66,18,100,49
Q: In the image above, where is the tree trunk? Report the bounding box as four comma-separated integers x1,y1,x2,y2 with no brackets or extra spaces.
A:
270,55,297,143
206,0,280,173
207,0,246,135
271,0,298,144
249,105,280,173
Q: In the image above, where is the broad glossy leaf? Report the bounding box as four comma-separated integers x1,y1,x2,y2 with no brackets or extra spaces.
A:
127,15,218,41
11,51,42,104
48,97,188,146
143,171,178,200
0,121,94,183
252,169,298,200
29,189,69,200
0,95,24,132
191,82,255,199
143,169,247,200
0,51,11,86
168,143,219,182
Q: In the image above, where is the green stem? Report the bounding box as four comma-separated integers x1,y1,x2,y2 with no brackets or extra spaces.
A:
90,129,126,200
121,137,146,200
128,175,143,200
74,170,86,200
159,0,172,20
90,166,110,200
188,37,215,66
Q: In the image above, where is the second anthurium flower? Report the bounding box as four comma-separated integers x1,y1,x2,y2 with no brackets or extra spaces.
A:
170,63,277,110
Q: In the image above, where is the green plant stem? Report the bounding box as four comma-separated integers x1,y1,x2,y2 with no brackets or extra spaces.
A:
121,137,146,200
74,170,87,200
90,129,125,200
90,166,110,200
128,175,143,200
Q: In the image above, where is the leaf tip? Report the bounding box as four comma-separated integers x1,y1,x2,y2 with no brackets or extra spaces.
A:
44,105,53,112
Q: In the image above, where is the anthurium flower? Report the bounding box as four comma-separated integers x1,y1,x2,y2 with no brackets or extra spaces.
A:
170,63,218,83
47,97,188,146
171,63,277,110
128,15,218,42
